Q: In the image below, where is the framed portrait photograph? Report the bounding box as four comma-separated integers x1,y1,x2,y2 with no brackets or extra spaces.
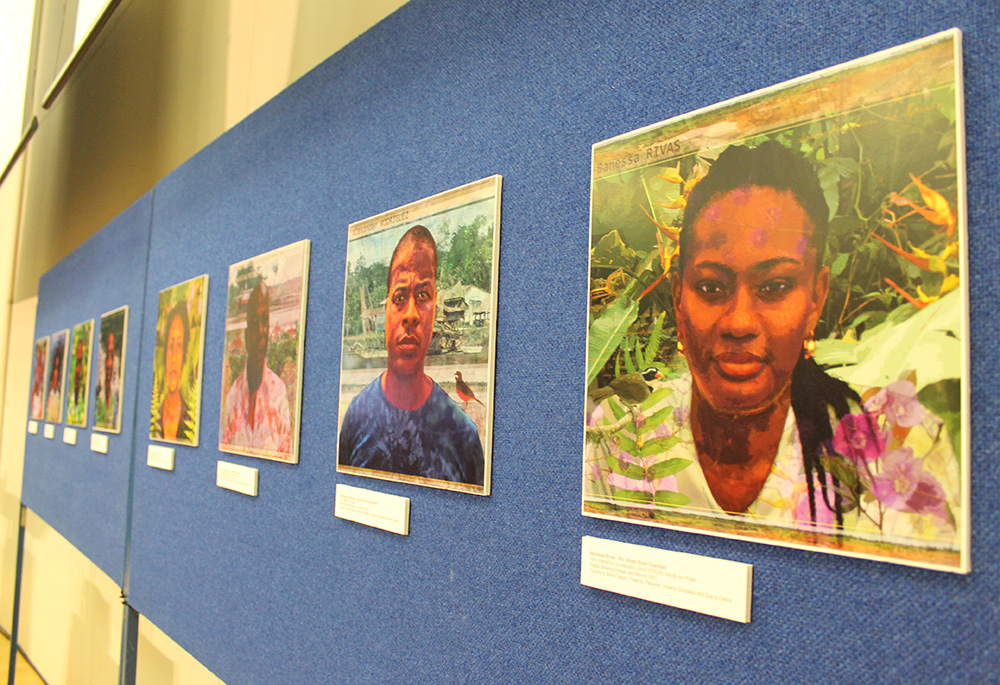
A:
337,175,502,495
150,275,208,446
66,319,94,427
45,329,69,423
94,306,128,433
30,337,49,421
219,240,310,463
583,30,969,572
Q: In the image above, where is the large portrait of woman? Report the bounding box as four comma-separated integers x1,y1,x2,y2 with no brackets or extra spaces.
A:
584,31,968,572
150,275,208,446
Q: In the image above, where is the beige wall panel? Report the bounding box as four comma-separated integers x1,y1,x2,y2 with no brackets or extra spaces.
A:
18,511,122,685
137,616,225,685
0,296,35,634
5,1,409,681
289,0,409,83
0,157,26,414
14,0,229,301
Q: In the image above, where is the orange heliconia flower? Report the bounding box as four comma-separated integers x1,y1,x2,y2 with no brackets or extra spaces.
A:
890,174,956,238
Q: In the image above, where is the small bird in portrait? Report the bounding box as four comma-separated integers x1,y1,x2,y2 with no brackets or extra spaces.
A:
589,367,662,405
454,370,485,408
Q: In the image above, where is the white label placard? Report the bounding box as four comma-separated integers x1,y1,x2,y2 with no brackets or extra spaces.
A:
216,461,259,497
335,484,410,536
62,427,78,445
43,424,55,439
581,536,752,623
147,444,175,470
28,420,38,434
90,433,109,454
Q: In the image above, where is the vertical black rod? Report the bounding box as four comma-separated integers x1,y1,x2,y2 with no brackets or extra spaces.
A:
7,504,27,685
118,603,139,685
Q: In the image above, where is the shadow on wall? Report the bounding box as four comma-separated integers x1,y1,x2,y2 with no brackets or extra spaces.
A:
67,575,116,681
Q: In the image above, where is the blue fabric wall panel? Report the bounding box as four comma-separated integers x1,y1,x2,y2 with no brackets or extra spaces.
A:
127,0,1000,682
22,193,152,587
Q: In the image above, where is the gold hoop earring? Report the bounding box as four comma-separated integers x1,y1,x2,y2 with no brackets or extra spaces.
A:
803,334,816,360
677,339,686,357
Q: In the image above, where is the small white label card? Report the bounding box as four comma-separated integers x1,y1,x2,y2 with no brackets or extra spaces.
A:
335,483,410,536
27,420,38,434
62,427,78,445
90,433,109,454
43,424,55,439
147,444,175,470
580,536,753,623
216,461,259,497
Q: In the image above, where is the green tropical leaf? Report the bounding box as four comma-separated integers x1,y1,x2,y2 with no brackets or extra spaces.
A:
918,378,962,469
648,458,691,479
818,290,962,391
638,437,681,457
623,341,638,375
654,490,691,507
607,456,647,480
613,489,654,504
587,281,640,385
831,252,850,277
591,230,639,269
614,435,640,455
643,403,677,431
642,386,674,409
640,312,667,368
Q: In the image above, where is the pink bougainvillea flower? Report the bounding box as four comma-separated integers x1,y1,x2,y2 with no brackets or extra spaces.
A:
833,413,888,465
633,410,646,429
606,469,644,492
871,449,950,521
588,405,605,426
871,448,920,511
866,380,926,428
654,423,672,439
907,472,950,522
672,406,690,426
651,474,677,494
618,449,636,467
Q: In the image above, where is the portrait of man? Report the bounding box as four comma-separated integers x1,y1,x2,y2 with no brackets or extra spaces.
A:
339,225,484,485
95,306,128,433
30,337,49,421
45,329,68,423
584,32,967,572
219,240,308,463
337,177,501,494
66,320,94,427
150,275,208,446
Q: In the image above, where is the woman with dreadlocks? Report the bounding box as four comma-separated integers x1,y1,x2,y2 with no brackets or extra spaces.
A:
587,141,959,549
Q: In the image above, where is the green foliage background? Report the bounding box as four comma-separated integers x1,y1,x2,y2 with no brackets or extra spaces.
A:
343,214,494,338
588,84,962,398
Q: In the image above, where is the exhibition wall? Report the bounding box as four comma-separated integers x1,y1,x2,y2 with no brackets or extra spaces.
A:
1,1,405,682
14,0,1000,682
